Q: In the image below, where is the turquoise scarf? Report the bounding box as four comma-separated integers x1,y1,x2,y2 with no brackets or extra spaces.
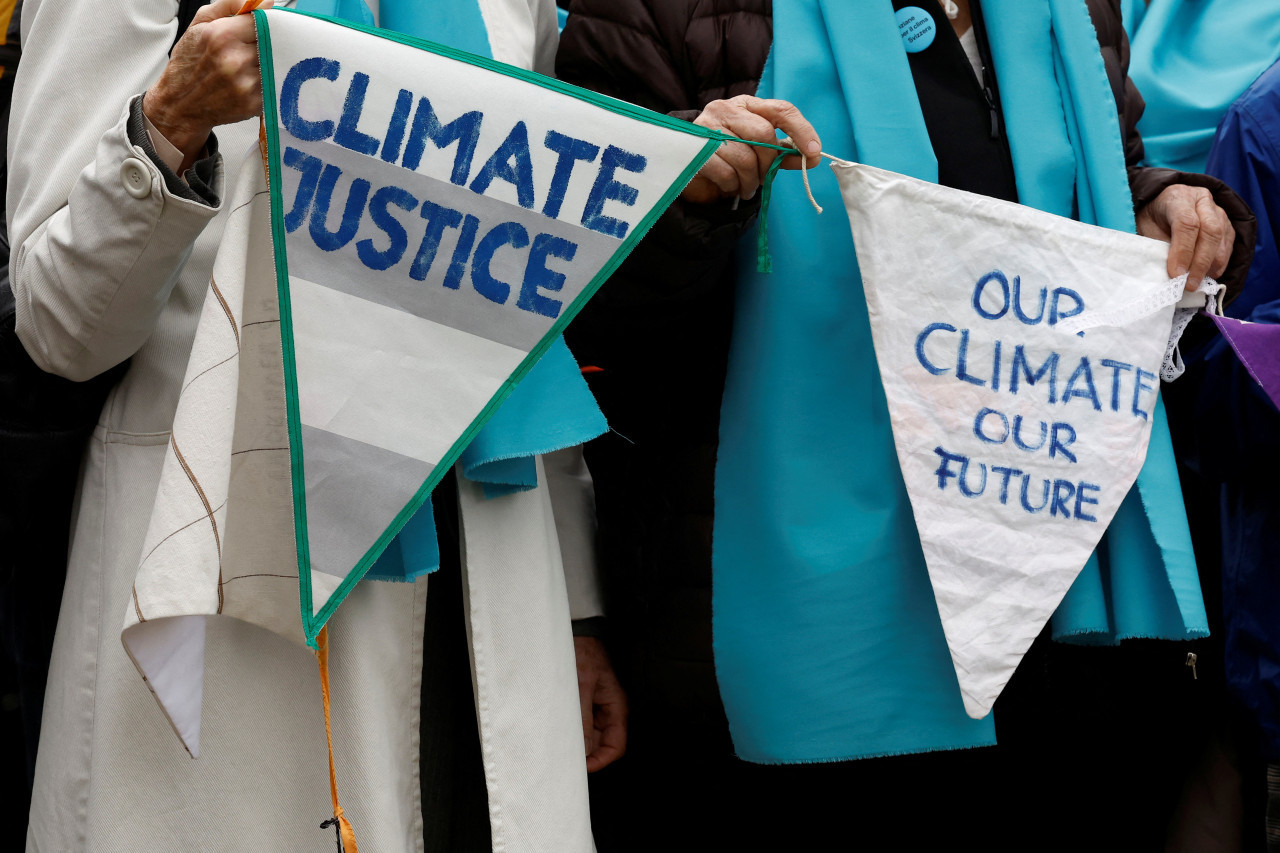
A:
713,0,1208,764
1127,0,1280,174
296,0,608,582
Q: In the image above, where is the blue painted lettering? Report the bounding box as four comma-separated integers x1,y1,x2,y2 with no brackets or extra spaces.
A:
380,89,413,165
958,458,988,497
334,72,381,157
956,329,986,387
280,57,339,142
991,340,1002,391
402,98,482,185
1019,475,1051,513
915,322,956,375
1048,422,1077,463
282,147,323,233
1100,358,1134,412
1074,482,1100,522
309,164,370,252
470,121,536,209
443,214,480,291
356,185,417,271
1132,367,1157,420
582,145,647,238
1009,345,1059,402
471,221,529,304
1011,275,1046,324
972,270,1009,320
991,466,1022,504
542,131,599,220
933,446,965,490
1011,415,1047,452
517,233,576,319
1062,358,1102,411
1049,287,1084,326
411,199,464,283
1050,479,1075,517
974,408,1009,444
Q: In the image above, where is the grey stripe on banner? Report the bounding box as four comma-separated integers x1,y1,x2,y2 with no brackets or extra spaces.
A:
282,139,618,352
300,424,434,579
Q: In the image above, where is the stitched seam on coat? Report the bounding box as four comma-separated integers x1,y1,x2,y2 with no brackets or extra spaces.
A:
209,276,241,350
180,350,238,395
104,430,171,447
137,499,229,569
220,573,297,582
170,435,224,613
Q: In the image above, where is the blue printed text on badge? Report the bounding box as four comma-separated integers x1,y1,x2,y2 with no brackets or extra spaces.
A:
896,6,936,53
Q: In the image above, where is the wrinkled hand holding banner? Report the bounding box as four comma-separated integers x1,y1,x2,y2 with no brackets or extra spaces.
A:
123,8,727,755
834,161,1217,718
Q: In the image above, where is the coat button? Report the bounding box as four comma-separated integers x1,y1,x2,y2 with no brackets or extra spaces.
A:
121,158,153,199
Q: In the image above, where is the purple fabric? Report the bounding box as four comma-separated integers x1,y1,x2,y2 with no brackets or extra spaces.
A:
1206,313,1280,413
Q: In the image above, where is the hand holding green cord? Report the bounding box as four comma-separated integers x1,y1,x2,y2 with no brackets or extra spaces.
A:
681,95,821,204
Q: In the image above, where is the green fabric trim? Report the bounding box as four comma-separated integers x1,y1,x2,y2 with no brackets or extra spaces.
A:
271,7,794,153
755,155,788,273
255,9,720,645
254,12,321,648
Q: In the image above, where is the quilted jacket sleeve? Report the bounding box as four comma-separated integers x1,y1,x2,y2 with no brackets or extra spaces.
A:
556,0,770,315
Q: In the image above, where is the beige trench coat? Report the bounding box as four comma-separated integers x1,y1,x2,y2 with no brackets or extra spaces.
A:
11,0,598,850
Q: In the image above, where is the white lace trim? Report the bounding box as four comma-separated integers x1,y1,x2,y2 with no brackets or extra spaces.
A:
1054,274,1224,381
1165,279,1224,381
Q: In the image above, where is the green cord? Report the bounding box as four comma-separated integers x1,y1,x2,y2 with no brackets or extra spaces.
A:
756,153,792,274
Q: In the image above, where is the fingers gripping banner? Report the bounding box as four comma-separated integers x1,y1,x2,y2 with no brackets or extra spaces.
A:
834,162,1213,718
254,10,720,639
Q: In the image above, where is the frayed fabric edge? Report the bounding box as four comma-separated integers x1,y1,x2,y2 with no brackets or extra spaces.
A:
733,736,998,767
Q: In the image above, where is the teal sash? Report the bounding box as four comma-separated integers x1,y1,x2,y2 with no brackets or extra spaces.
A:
295,0,608,581
713,0,1208,764
1128,0,1280,173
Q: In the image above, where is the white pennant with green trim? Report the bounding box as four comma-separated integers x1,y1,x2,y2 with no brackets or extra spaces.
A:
124,8,740,755
257,9,722,641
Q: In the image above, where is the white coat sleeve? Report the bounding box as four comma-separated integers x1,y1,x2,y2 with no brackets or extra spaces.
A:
9,0,224,381
543,446,605,621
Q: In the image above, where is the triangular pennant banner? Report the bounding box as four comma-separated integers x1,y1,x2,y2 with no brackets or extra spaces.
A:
255,9,721,642
1205,314,1280,412
832,161,1202,718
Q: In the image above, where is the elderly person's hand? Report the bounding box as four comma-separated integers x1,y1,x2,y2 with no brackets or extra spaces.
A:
142,0,272,174
574,636,627,772
682,95,821,204
1135,184,1236,291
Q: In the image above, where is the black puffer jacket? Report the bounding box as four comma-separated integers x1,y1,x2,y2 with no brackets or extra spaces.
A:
558,0,1257,768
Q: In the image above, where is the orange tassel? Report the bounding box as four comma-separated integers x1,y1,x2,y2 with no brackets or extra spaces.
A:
258,118,269,178
316,627,359,853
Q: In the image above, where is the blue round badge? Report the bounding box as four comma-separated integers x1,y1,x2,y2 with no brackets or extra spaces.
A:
896,6,937,53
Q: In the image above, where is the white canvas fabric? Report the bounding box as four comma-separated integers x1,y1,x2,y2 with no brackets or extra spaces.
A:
458,458,595,852
121,145,597,851
257,9,716,634
832,161,1214,718
15,0,605,848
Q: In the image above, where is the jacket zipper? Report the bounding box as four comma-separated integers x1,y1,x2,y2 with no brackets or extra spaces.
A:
981,63,999,139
